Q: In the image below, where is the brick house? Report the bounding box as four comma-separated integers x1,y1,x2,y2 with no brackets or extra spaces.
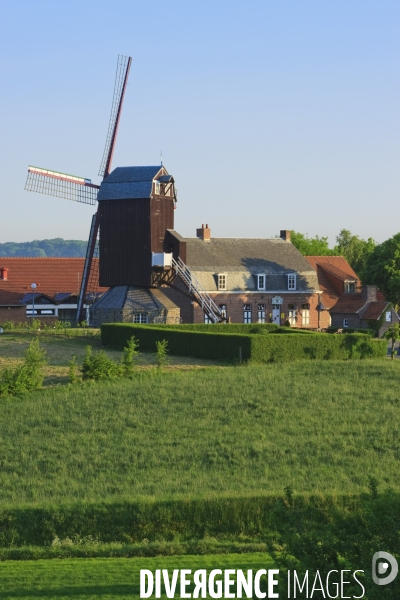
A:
304,256,399,336
330,285,399,337
160,228,325,327
0,258,106,324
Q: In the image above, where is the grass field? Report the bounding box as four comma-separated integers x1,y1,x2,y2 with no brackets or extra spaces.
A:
0,333,222,387
0,354,399,504
0,553,273,598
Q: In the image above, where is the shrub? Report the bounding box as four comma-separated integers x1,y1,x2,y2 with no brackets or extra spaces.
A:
121,336,140,375
81,345,121,381
155,339,169,368
0,337,47,395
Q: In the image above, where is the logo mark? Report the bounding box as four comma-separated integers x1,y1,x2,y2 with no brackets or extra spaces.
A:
372,552,398,586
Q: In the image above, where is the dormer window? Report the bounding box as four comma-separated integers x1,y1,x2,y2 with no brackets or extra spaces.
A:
256,274,266,291
218,274,227,290
287,273,296,291
154,181,161,195
345,282,355,293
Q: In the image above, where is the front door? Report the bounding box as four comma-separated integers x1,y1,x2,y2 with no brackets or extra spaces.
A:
272,304,280,325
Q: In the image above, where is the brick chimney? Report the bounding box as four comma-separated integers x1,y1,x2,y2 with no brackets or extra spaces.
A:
0,267,9,281
361,285,377,302
280,230,291,242
196,224,211,241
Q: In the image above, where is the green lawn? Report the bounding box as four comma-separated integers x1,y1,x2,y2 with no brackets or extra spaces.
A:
0,553,273,599
0,360,399,505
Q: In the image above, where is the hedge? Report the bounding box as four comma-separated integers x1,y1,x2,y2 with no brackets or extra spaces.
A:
101,324,387,362
327,327,376,337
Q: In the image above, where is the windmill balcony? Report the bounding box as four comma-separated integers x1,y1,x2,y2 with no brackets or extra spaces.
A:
152,252,173,270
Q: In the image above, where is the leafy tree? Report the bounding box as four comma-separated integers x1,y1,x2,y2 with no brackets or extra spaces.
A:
361,233,400,309
334,229,376,274
290,231,335,256
384,323,400,360
0,239,87,257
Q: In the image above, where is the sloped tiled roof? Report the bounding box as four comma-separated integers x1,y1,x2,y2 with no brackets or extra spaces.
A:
0,258,106,298
330,293,365,314
305,256,359,280
0,290,25,306
305,256,360,309
180,237,319,292
362,302,388,320
97,166,165,201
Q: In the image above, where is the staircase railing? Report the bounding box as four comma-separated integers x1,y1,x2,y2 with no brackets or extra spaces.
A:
172,256,223,323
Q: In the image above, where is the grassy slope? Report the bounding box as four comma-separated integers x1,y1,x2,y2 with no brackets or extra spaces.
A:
0,360,399,504
0,553,273,599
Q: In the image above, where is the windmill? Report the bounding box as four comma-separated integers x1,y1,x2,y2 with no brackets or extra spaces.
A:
24,55,132,323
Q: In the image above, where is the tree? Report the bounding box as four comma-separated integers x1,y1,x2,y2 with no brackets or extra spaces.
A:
290,231,335,256
384,323,400,360
361,233,400,310
334,229,376,274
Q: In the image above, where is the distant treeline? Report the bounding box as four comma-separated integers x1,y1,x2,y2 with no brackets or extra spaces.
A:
0,239,86,257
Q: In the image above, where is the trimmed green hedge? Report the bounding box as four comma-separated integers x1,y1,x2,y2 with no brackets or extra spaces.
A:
101,324,387,362
327,327,376,337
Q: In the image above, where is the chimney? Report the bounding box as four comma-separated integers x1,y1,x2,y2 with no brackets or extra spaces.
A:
0,267,8,281
196,223,211,241
361,285,377,302
280,230,291,242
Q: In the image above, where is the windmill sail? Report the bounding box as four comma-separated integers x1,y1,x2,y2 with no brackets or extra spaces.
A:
98,54,132,178
24,166,99,205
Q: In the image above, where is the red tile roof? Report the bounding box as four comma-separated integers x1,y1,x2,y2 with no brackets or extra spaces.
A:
362,302,388,320
305,256,360,310
0,258,106,298
329,293,365,314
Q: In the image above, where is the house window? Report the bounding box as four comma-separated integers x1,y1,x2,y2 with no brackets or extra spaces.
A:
154,181,161,195
243,304,252,324
218,274,227,290
133,313,148,323
256,274,266,291
386,311,392,322
288,304,296,326
257,303,266,323
287,274,296,290
219,304,227,319
301,304,310,326
204,313,211,324
343,318,349,328
345,282,355,293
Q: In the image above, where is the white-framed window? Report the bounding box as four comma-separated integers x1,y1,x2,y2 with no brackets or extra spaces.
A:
288,304,296,326
256,274,266,291
204,313,211,324
219,304,227,319
287,274,296,290
257,303,266,323
243,304,252,324
133,313,148,323
386,311,392,322
301,303,310,326
154,181,161,195
343,318,349,328
345,282,355,293
218,274,227,290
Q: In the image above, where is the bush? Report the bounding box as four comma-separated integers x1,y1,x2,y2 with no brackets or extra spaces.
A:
155,339,169,368
121,336,140,375
102,325,387,363
327,327,376,337
0,337,47,395
81,345,120,381
68,356,79,384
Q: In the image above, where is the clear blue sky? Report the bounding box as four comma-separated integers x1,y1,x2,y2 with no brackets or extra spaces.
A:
1,0,399,245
